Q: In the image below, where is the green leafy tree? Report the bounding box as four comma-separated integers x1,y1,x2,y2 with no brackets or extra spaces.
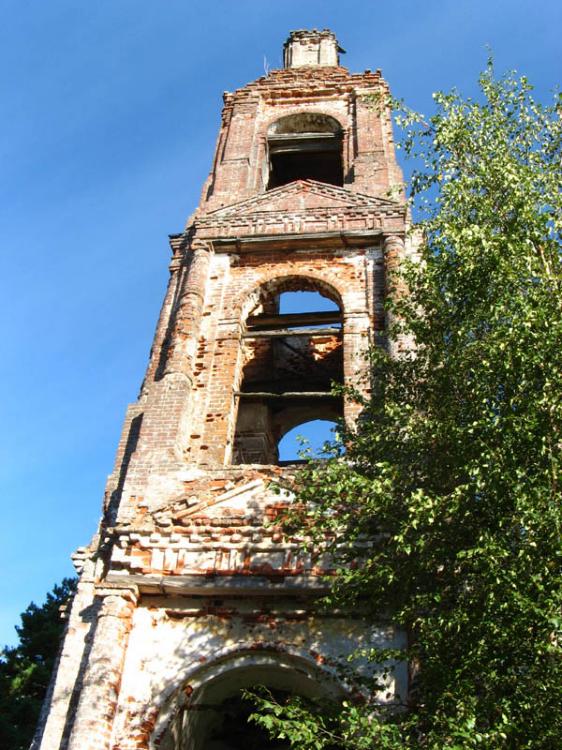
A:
250,64,562,749
0,578,76,750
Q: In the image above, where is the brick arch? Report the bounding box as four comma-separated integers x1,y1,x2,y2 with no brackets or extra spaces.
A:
267,111,344,135
234,272,344,324
274,408,341,444
260,106,348,136
148,646,344,750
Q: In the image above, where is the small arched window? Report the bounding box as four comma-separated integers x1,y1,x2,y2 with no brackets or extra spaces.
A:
267,113,343,189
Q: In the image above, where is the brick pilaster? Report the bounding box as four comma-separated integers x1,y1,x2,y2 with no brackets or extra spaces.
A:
383,234,408,357
66,588,137,750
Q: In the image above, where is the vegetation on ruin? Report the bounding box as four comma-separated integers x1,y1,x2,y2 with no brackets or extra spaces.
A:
248,63,562,749
0,578,76,750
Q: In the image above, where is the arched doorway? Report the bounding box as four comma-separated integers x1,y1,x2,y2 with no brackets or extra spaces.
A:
156,653,343,750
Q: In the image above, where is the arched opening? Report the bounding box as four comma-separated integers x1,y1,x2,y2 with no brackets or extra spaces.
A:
267,113,343,189
233,279,343,465
157,656,343,750
278,419,339,464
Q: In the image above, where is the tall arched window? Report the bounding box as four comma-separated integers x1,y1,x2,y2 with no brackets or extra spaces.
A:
233,279,343,465
267,113,343,189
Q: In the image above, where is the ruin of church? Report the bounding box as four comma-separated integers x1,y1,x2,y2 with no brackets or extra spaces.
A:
33,29,415,750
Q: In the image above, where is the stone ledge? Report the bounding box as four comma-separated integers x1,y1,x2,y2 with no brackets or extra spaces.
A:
105,571,331,597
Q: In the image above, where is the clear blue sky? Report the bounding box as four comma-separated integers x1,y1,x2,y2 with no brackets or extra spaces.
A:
1,0,559,646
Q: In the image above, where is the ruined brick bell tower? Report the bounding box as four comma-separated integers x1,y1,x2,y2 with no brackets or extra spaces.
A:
35,30,413,750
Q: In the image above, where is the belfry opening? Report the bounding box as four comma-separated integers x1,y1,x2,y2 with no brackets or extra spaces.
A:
233,279,343,465
267,113,344,189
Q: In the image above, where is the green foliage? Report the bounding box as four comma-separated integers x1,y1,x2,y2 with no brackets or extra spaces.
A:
250,65,562,748
0,578,76,750
245,688,345,750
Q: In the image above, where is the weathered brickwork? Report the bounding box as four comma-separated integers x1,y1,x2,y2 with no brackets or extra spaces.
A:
34,30,415,750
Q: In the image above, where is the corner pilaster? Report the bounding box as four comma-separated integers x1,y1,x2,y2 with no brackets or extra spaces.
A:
66,587,138,750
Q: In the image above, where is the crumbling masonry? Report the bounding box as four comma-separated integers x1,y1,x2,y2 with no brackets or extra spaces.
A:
33,30,416,750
